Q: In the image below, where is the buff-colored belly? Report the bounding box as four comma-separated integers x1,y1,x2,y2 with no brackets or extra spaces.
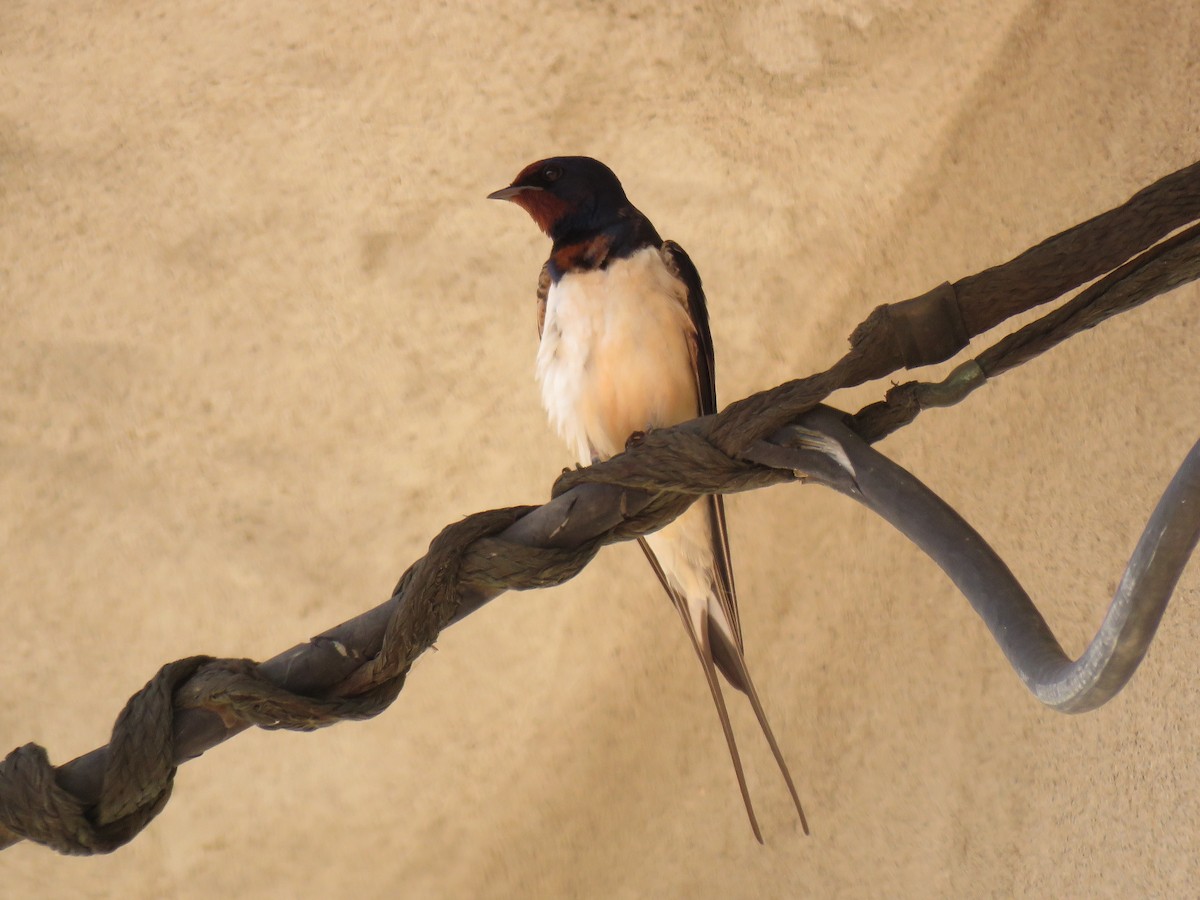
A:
537,246,698,463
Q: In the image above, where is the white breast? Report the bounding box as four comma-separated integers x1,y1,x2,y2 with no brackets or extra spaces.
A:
537,245,699,464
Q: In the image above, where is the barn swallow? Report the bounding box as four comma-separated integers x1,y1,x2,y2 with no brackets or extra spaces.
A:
489,156,807,841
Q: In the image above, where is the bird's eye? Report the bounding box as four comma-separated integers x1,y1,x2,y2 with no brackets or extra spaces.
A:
542,164,562,182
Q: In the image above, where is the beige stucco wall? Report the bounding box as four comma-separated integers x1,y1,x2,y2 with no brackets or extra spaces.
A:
3,2,1198,896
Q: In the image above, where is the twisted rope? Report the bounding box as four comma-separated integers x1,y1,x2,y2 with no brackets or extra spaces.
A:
2,159,1199,855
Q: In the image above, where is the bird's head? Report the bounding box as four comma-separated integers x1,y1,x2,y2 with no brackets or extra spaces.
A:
488,156,630,243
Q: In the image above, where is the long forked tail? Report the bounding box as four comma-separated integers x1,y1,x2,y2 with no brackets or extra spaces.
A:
677,592,765,843
710,625,810,835
638,538,762,841
637,537,809,839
